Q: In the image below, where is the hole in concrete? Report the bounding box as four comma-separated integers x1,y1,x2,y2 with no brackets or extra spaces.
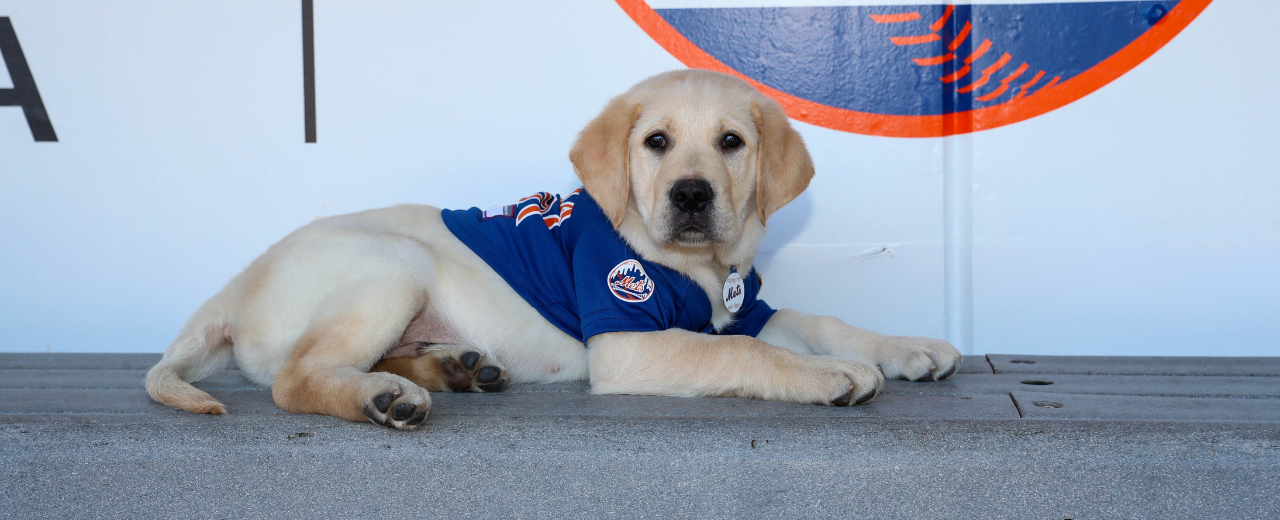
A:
1021,380,1053,385
1033,401,1063,408
1009,359,1036,364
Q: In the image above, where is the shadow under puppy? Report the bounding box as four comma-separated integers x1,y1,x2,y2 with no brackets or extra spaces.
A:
146,70,962,429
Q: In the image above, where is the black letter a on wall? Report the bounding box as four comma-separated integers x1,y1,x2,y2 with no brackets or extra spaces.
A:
0,17,57,142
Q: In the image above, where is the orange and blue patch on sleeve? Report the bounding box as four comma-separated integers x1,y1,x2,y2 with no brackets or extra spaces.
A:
515,187,583,229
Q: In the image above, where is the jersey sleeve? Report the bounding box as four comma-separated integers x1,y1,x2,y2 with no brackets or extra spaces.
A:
717,270,777,337
575,232,696,340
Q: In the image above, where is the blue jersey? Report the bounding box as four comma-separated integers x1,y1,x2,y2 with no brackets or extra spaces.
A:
441,188,776,343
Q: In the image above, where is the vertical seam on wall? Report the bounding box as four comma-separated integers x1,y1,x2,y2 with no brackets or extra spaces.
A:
942,2,974,355
943,134,973,354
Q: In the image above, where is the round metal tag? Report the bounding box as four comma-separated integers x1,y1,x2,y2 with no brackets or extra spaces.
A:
723,271,745,313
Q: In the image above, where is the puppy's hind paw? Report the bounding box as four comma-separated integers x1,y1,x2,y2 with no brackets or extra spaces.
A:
439,348,508,393
370,344,509,393
360,377,431,431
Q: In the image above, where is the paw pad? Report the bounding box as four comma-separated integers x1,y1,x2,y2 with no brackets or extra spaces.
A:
391,402,417,421
853,387,878,405
460,351,480,370
372,391,397,413
831,389,853,406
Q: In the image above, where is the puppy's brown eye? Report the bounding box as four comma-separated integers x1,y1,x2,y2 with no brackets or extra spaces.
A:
645,133,667,150
721,133,742,151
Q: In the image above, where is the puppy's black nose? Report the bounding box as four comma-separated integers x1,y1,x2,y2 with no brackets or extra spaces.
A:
670,179,714,214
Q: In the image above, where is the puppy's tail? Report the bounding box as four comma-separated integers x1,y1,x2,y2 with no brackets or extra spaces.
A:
146,299,234,415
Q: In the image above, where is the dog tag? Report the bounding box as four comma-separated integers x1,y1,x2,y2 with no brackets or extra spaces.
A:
722,266,745,313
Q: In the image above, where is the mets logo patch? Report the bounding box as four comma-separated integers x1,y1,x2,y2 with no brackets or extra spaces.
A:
607,259,656,302
618,0,1212,137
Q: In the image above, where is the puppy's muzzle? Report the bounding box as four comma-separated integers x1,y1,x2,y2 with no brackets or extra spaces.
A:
668,178,718,244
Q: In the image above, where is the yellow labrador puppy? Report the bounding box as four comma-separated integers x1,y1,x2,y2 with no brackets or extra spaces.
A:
147,70,961,429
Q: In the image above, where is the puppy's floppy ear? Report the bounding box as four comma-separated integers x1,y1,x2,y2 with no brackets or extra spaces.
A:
570,98,643,229
751,99,814,225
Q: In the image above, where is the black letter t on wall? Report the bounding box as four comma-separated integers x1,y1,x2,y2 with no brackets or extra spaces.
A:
0,17,57,142
302,0,315,143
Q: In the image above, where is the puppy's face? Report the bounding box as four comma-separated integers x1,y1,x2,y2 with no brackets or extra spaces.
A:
627,81,759,248
570,70,814,257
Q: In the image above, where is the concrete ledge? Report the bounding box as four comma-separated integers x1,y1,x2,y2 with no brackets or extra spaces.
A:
2,353,1279,519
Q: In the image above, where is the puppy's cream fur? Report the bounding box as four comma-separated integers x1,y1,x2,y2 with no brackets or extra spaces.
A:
147,70,962,429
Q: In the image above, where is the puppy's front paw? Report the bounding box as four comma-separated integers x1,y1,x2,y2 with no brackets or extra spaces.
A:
360,375,431,430
809,358,884,406
876,336,962,382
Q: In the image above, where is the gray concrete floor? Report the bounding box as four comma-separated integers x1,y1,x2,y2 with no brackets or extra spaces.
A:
2,353,1278,519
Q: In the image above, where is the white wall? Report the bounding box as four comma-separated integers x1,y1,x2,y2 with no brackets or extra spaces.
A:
1,0,1276,355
